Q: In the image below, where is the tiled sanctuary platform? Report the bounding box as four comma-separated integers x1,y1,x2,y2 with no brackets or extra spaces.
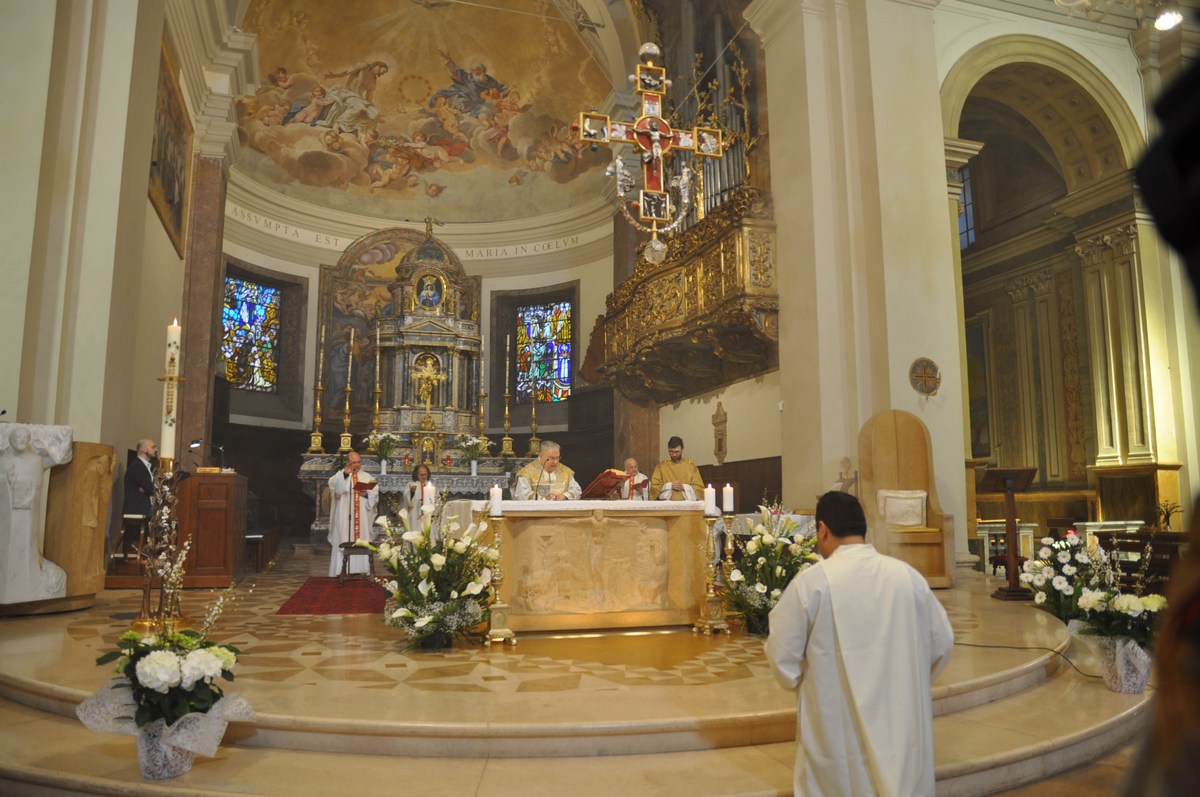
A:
0,548,1150,796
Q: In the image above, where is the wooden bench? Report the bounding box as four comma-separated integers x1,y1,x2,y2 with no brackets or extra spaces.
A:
1091,530,1190,594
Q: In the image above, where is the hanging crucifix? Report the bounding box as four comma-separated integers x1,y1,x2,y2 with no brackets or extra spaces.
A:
577,42,725,245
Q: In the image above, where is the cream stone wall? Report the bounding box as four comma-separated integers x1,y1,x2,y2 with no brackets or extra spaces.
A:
657,372,782,467
1,1,55,421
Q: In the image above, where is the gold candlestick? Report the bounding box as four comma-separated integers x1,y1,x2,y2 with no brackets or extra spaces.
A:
309,324,326,453
478,388,487,437
693,516,730,636
339,384,354,453
500,390,515,457
484,516,516,647
370,323,382,443
527,390,540,457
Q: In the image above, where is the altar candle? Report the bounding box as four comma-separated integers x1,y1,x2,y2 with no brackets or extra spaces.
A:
423,482,435,507
505,334,511,394
347,327,355,383
489,484,504,516
704,484,717,516
480,335,486,390
723,484,734,514
317,324,326,383
374,323,381,385
161,319,181,460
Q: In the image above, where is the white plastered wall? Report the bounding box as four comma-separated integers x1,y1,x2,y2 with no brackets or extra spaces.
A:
658,371,783,467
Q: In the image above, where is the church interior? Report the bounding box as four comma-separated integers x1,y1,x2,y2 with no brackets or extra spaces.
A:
2,0,1198,794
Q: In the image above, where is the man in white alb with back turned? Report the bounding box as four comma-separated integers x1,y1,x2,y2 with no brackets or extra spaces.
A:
766,490,954,796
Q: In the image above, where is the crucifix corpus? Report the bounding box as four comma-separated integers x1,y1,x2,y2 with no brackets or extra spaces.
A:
412,354,447,430
576,42,727,263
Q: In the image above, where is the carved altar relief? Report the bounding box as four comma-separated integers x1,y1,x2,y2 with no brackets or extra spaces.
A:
510,516,669,614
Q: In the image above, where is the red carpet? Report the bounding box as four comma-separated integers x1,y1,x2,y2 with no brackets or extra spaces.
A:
276,577,387,616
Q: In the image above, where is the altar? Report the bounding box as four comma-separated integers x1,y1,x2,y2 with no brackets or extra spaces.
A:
484,500,709,632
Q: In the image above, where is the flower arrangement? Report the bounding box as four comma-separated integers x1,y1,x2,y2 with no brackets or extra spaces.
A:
95,625,241,727
1018,532,1092,621
456,433,494,462
368,431,404,461
722,503,819,635
359,497,498,649
1077,588,1167,649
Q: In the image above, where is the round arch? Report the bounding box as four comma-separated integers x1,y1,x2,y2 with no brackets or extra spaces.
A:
941,34,1145,167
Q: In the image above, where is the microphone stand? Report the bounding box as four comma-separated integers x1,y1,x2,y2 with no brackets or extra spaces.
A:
533,465,542,501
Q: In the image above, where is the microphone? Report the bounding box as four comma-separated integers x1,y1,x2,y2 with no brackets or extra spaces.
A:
533,465,543,500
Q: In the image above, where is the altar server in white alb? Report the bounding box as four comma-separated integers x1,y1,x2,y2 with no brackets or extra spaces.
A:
326,450,379,577
766,490,954,797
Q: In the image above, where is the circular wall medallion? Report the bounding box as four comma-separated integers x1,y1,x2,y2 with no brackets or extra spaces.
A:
909,357,941,396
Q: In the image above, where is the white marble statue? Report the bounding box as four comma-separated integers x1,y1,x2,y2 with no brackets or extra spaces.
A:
0,424,73,604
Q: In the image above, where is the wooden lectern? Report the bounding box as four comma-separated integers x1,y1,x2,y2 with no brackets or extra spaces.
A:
980,467,1037,601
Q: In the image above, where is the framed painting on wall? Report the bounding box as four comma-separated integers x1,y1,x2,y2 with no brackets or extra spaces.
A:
148,36,193,257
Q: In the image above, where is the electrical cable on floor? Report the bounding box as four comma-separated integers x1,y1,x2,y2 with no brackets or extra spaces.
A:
953,640,1155,690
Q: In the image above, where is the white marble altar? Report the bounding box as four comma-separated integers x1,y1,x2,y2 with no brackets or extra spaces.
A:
481,500,709,631
0,424,73,604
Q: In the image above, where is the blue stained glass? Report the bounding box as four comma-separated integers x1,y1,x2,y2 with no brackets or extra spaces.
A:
221,276,281,392
515,300,572,403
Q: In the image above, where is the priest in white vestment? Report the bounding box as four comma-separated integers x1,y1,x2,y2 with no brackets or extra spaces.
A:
619,457,649,500
766,491,954,797
402,462,436,532
326,450,379,578
513,440,581,500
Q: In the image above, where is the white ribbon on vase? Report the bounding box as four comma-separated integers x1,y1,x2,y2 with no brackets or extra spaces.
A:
76,678,256,757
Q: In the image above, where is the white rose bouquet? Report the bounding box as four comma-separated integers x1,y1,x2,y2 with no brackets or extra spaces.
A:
358,498,498,650
721,502,819,635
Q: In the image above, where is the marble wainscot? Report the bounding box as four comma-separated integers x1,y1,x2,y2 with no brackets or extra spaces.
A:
480,500,709,632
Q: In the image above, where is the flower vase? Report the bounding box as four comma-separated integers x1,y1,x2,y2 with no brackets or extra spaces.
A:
380,458,388,475
470,459,478,476
136,719,195,780
417,630,454,651
1098,637,1152,694
743,612,770,636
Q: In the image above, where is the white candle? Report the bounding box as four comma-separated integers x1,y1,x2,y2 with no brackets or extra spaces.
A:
723,484,734,514
317,324,326,383
480,335,486,391
704,484,717,516
374,323,381,386
347,327,355,384
505,334,511,394
423,482,435,507
161,319,181,460
489,484,504,516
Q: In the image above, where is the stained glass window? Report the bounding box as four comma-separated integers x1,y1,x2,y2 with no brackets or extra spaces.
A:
515,300,572,403
221,276,281,392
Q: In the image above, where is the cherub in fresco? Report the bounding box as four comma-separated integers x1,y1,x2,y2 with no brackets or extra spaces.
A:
423,94,468,142
369,145,417,192
479,88,530,158
323,61,388,103
430,50,507,116
407,131,463,168
283,85,334,126
527,124,574,172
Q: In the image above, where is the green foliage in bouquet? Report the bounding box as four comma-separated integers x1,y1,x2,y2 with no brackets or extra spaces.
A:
1077,589,1167,649
358,497,498,649
96,628,240,728
722,503,819,635
368,432,403,461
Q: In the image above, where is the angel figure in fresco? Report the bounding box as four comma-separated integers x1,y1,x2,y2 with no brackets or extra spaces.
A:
369,145,418,192
424,95,468,142
283,85,335,126
431,50,507,116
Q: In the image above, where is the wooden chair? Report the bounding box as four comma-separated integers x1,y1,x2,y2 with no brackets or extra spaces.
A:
859,409,953,587
338,542,377,586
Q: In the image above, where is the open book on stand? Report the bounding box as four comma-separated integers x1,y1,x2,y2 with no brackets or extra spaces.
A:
581,468,628,499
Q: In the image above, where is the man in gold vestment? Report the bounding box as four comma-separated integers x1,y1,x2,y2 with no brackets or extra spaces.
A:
514,440,581,500
650,436,704,501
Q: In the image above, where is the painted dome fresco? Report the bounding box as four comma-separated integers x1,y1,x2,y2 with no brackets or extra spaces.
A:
236,0,621,224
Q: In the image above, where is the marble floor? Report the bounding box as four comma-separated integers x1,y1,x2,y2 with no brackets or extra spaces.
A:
0,546,1153,796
